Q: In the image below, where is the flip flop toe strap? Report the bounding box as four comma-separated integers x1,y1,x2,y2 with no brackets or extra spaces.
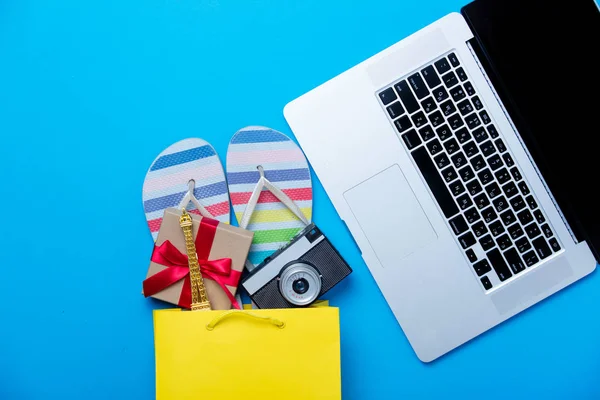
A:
239,165,309,230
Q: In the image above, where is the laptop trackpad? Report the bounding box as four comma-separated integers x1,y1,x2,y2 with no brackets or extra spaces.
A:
343,165,437,267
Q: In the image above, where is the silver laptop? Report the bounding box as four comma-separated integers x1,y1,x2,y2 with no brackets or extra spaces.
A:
284,0,600,361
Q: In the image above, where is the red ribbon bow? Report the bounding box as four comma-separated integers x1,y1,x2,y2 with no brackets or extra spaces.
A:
143,217,241,309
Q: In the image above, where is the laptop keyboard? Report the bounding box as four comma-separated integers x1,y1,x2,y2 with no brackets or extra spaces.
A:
377,52,562,291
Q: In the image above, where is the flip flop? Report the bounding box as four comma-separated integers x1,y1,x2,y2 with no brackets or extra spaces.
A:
226,126,313,268
143,138,230,241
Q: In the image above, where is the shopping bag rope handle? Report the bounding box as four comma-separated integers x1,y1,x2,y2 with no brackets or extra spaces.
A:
206,310,285,331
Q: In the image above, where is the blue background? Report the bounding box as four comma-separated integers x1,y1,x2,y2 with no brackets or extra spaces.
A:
1,0,598,398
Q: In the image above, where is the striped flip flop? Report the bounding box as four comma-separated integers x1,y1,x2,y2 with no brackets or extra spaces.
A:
143,138,230,241
226,126,313,268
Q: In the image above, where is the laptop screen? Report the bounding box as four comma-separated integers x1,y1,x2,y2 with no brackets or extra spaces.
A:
462,0,600,260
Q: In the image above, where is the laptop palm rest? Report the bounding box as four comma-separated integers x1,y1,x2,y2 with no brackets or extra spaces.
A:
343,164,437,268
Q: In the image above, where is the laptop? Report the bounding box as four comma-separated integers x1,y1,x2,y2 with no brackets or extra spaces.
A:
283,0,600,362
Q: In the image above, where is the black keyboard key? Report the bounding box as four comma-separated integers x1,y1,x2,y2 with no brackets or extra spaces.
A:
472,127,489,143
487,154,503,170
492,195,509,213
408,72,430,99
523,250,539,266
489,220,505,237
541,223,552,238
532,237,552,259
502,182,518,198
466,248,478,262
470,155,486,171
466,179,483,196
508,223,524,240
478,168,493,185
466,113,482,129
411,147,459,218
518,181,530,195
422,65,442,89
472,96,483,110
502,153,514,167
394,81,420,114
472,221,487,237
442,71,458,88
429,110,444,127
459,165,475,182
401,129,421,150
433,87,449,103
436,124,453,141
500,209,517,226
510,167,522,181
485,182,501,199
525,222,541,239
457,99,474,116
510,195,526,212
449,214,469,235
495,168,511,185
444,138,460,155
387,102,405,119
516,237,531,253
487,124,499,138
480,140,496,157
474,193,490,210
448,52,460,67
459,232,477,249
534,209,545,224
419,125,435,142
481,276,493,290
549,238,561,252
494,139,507,153
464,141,479,158
448,113,464,130
440,100,456,116
421,97,437,113
517,209,533,226
504,248,526,274
379,87,397,105
480,110,491,125
455,128,471,144
451,152,468,169
411,111,427,128
427,139,443,156
525,195,538,210
434,153,450,169
480,234,495,251
482,206,498,223
395,115,413,133
487,248,512,281
496,234,512,250
464,206,480,224
456,193,473,210
441,166,458,183
450,86,466,102
473,259,491,276
449,180,466,196
456,67,467,81
434,57,451,74
464,81,476,96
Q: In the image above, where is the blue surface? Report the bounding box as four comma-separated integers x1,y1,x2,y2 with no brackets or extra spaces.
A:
1,1,599,398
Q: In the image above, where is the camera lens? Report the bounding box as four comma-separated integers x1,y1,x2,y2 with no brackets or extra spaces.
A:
292,278,309,294
278,262,322,306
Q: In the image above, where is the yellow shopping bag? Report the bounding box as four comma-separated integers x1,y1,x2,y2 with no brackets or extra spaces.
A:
153,307,341,400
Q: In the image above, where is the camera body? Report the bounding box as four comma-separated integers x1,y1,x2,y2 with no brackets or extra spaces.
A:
241,224,352,308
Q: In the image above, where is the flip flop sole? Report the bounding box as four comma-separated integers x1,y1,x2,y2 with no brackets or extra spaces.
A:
226,126,313,266
143,138,230,241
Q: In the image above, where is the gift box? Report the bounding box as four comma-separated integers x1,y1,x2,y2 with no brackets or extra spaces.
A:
143,208,253,309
